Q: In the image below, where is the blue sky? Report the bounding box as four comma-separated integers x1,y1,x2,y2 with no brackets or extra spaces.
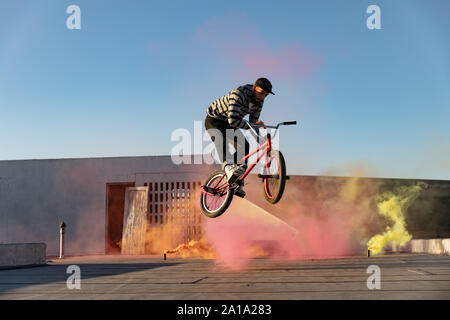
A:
0,0,449,180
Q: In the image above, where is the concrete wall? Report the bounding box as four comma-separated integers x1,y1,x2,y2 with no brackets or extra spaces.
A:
410,239,450,254
0,155,217,256
0,243,46,268
389,239,450,255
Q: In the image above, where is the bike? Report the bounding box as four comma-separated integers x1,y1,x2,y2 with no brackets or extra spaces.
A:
200,120,297,218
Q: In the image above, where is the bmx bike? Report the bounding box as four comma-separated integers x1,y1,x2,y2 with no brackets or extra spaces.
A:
200,119,297,218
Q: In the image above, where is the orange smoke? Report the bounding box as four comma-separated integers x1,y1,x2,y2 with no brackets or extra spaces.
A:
164,238,215,259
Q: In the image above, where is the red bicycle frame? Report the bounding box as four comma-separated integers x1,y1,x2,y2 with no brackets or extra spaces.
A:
204,133,273,194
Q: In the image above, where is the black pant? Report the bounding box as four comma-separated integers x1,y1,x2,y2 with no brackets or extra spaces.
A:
204,115,250,165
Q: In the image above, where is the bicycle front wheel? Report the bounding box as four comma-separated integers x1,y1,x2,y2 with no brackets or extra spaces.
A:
263,150,286,204
200,170,234,218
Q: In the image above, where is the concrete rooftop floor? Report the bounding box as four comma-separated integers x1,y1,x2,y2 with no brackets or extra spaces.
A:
0,253,449,300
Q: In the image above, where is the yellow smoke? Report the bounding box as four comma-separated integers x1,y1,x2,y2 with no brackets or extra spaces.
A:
367,184,422,255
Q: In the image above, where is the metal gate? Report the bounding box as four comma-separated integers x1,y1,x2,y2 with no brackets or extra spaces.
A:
135,172,207,248
145,179,203,243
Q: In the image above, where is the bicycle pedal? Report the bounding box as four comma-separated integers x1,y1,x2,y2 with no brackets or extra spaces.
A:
234,188,246,198
202,185,216,195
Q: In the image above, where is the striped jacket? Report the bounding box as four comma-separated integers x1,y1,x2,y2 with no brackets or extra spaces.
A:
206,84,263,129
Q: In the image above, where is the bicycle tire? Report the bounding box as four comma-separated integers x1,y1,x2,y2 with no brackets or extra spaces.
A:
200,170,234,218
263,150,286,204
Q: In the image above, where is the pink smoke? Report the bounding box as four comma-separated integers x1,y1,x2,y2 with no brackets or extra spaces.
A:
202,206,284,270
203,205,357,270
201,176,377,270
191,13,322,82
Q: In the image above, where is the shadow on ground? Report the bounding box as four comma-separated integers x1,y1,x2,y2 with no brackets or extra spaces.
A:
0,261,184,294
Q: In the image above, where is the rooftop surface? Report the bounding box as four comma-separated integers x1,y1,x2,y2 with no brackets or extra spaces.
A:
0,254,448,300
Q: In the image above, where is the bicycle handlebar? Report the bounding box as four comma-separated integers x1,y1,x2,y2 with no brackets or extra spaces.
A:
243,119,297,140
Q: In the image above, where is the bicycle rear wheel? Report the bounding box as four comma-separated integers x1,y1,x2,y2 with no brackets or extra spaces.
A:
263,150,286,204
200,170,234,218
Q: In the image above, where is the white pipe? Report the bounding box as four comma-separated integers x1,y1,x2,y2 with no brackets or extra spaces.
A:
59,221,66,259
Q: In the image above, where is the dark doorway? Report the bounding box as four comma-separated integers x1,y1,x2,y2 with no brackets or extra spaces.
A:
106,182,135,253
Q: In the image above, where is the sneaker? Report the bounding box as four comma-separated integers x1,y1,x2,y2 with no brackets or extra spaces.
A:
224,164,237,182
224,164,247,184
234,163,247,177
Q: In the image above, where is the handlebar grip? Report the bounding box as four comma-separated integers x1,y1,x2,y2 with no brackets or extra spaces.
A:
282,121,297,125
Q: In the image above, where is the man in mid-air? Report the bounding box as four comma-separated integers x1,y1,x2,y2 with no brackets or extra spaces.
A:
204,77,274,198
